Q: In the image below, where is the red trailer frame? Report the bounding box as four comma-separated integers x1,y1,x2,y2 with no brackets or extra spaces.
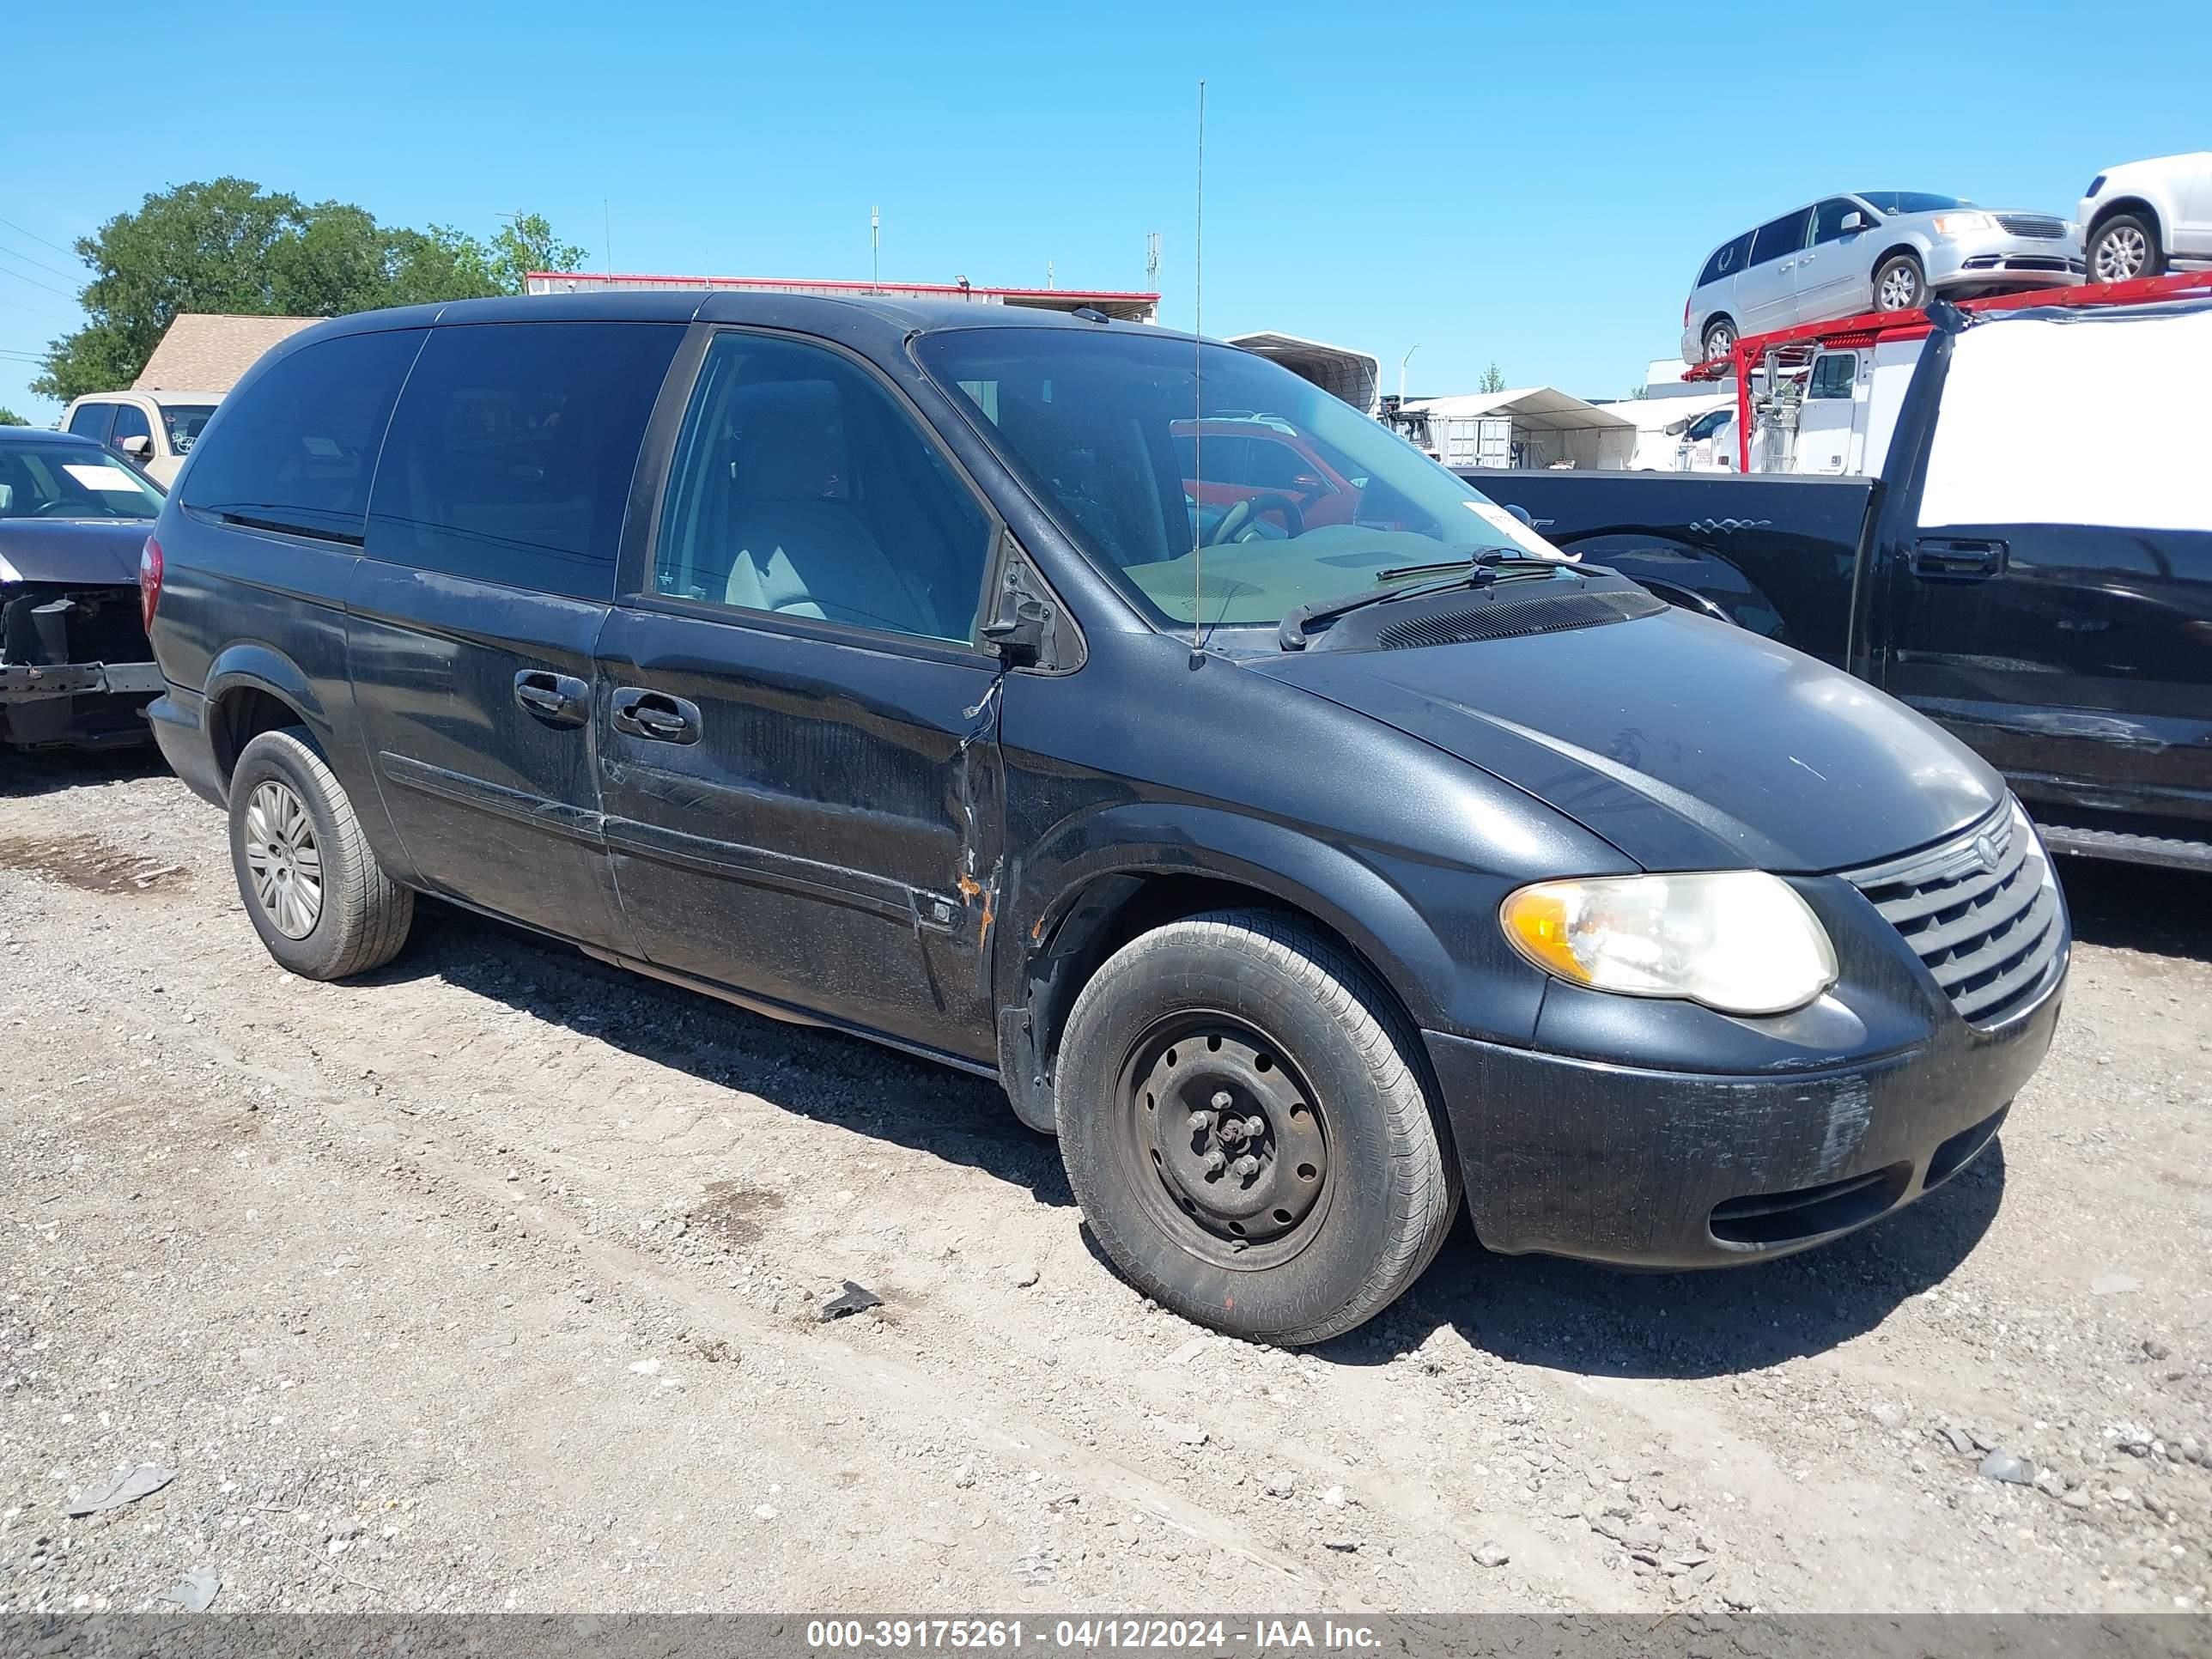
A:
1683,270,2212,471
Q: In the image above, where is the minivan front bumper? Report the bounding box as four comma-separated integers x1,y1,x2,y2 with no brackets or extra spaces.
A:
1927,226,2084,291
1422,956,2063,1267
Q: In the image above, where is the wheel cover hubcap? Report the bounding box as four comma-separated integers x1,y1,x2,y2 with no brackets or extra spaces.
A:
242,780,324,939
2096,228,2145,282
1119,1018,1331,1269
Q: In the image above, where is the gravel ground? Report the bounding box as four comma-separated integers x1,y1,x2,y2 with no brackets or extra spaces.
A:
1,750,2207,1616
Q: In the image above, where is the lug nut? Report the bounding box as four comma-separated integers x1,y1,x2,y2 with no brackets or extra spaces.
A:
1244,1116,1267,1140
1210,1091,1234,1111
1187,1109,1212,1132
1231,1154,1261,1179
1203,1148,1226,1175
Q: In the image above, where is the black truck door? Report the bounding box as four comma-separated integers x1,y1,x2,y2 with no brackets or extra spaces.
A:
593,328,1006,1062
1883,312,2212,835
347,319,685,949
1886,517,2212,830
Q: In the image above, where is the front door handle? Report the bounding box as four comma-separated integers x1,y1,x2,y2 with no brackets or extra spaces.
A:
1910,538,2007,580
513,669,590,727
611,686,702,744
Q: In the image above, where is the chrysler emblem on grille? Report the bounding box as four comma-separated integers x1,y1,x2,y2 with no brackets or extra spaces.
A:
1972,834,2000,872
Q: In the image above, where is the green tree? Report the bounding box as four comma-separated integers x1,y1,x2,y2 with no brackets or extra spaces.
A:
1479,362,1507,394
489,212,588,292
0,407,27,426
32,179,585,403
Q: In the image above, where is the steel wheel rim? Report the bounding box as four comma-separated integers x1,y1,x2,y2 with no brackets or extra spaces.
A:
1114,1012,1334,1272
242,779,324,939
2095,227,2145,283
1877,265,1919,309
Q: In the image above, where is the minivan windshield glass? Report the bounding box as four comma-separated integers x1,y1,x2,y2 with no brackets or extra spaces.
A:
0,440,166,520
1857,191,1971,216
916,327,1567,629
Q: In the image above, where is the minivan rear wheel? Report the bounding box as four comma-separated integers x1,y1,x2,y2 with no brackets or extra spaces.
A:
1700,318,1737,362
228,726,413,981
1054,909,1458,1346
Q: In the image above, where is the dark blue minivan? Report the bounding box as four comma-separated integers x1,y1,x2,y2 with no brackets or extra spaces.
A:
141,291,2066,1344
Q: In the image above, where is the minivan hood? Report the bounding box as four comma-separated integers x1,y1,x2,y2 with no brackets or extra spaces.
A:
0,518,149,587
1249,606,2002,873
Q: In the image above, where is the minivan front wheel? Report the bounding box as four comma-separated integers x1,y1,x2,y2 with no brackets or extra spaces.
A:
228,726,414,981
1056,909,1458,1346
1874,253,1926,311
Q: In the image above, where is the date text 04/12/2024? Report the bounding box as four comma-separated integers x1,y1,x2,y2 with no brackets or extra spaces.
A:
801,1620,1382,1652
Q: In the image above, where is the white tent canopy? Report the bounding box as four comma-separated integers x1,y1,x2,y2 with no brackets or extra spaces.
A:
1397,386,1638,470
1226,332,1382,416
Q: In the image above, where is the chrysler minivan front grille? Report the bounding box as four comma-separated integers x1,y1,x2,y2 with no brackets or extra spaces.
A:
1842,801,2062,1026
1995,213,2068,240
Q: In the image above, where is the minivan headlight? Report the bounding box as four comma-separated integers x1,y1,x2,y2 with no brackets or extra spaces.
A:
1930,211,1995,237
1500,871,1838,1016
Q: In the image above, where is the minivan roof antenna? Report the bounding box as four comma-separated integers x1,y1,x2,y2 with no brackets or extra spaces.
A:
1190,78,1206,665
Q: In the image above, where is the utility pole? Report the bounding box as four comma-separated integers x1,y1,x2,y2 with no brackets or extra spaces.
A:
1400,343,1421,403
870,206,880,292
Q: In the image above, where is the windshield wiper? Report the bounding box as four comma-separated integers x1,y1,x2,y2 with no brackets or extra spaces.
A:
1371,546,1522,581
1279,568,1502,652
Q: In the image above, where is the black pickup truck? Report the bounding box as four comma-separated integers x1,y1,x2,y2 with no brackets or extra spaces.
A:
1471,298,2212,872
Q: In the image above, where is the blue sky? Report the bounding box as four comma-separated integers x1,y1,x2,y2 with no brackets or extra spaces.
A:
4,1,2208,421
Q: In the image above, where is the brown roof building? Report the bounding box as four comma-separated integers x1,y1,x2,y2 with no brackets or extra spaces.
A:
133,313,319,393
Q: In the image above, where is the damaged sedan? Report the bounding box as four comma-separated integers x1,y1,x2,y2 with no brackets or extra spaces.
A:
143,294,2066,1346
0,427,166,750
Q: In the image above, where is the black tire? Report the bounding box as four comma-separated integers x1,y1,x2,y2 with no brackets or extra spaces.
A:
1700,317,1736,362
2089,212,2163,284
1872,252,1926,312
1055,908,1459,1346
228,726,413,980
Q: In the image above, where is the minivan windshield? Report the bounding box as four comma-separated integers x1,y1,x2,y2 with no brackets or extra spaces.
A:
1856,191,1972,216
915,327,1568,629
0,439,166,520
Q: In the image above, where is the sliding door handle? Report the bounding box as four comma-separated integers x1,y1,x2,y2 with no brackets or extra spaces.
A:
611,686,702,744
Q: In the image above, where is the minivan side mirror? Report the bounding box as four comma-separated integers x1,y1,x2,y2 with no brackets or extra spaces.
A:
981,542,1075,672
1840,211,1867,233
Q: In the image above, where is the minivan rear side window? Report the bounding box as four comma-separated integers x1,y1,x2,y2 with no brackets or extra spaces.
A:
1698,233,1753,289
181,329,425,543
366,321,684,601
